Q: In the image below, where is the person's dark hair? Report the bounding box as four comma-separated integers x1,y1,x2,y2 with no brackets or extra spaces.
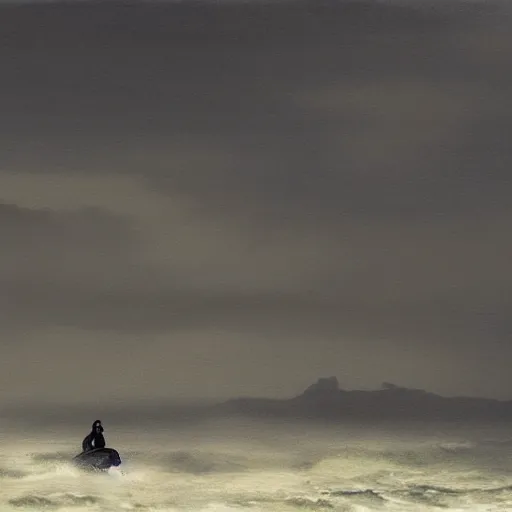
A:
92,420,104,432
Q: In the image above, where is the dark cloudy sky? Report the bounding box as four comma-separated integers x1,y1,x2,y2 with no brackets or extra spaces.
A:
1,0,511,405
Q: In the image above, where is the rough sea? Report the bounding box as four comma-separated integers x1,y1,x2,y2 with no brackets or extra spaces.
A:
1,415,512,511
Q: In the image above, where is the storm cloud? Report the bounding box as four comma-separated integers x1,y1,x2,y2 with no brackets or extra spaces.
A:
0,0,511,404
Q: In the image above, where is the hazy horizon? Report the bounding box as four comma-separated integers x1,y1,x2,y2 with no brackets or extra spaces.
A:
2,376,512,416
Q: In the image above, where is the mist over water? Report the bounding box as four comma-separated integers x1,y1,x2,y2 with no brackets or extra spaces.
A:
1,413,512,511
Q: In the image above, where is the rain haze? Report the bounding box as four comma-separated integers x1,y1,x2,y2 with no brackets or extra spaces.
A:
1,0,511,409
3,2,512,512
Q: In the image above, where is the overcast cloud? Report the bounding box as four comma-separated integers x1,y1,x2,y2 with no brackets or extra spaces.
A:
0,0,511,405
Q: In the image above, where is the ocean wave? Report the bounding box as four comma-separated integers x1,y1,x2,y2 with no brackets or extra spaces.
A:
30,452,72,464
9,492,101,509
0,467,26,479
3,424,512,511
284,496,334,509
407,484,463,495
326,488,384,500
156,450,248,474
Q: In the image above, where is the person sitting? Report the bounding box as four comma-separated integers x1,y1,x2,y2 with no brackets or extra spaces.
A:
82,420,106,452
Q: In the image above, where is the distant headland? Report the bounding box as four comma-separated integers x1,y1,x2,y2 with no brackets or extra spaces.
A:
3,378,511,426
213,377,512,421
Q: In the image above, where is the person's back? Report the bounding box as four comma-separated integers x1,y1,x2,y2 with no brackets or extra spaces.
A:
82,420,106,452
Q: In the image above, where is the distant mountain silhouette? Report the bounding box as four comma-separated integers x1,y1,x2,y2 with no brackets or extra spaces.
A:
215,378,512,421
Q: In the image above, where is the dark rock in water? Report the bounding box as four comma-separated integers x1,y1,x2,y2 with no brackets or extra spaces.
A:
72,447,122,471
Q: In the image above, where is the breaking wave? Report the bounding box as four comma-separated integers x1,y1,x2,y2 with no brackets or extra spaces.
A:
1,419,512,511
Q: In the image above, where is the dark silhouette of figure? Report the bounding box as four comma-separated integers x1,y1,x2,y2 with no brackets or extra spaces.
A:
82,420,106,452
